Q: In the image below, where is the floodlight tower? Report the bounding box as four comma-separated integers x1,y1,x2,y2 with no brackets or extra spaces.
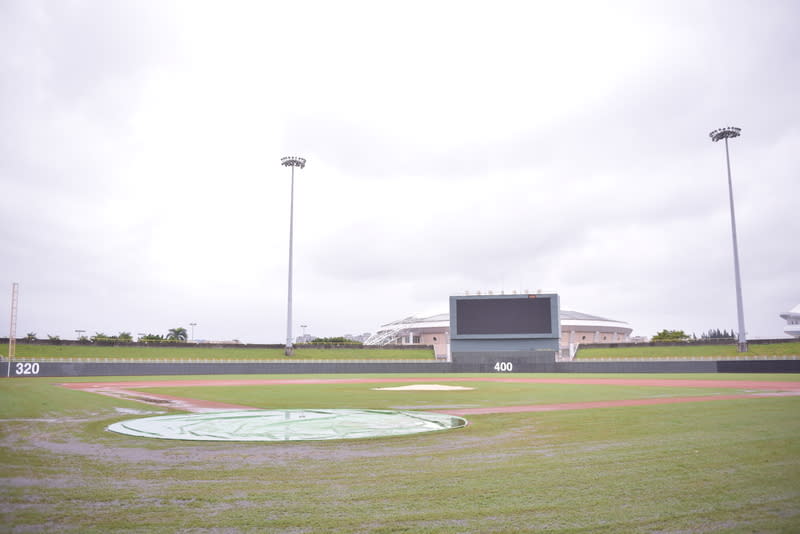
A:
709,126,747,352
281,156,306,356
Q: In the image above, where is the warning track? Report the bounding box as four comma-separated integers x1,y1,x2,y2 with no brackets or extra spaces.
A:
61,377,800,414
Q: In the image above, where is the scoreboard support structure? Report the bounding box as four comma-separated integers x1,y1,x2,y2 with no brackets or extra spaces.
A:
449,293,561,371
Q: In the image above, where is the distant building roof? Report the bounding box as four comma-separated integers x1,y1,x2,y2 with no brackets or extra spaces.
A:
782,304,800,316
560,310,623,323
380,310,629,328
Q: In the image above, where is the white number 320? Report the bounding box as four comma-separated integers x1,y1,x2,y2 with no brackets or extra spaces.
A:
15,362,40,375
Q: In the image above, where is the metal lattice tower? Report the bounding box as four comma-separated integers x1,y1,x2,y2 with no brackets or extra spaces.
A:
7,283,18,376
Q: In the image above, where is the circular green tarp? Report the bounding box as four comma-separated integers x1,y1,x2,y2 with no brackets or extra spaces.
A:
107,409,468,441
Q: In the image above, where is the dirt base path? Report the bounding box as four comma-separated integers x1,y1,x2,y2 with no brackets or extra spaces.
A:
61,377,800,414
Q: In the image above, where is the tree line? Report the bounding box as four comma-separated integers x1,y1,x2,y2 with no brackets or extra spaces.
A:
305,336,363,345
651,328,737,342
24,327,189,344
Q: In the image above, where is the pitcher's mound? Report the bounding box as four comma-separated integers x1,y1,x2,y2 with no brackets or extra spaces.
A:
107,409,467,441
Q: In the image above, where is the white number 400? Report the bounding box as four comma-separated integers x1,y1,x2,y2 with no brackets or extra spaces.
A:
15,362,40,375
493,361,513,372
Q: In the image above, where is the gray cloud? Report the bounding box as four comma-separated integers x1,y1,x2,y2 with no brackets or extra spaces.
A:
1,1,798,342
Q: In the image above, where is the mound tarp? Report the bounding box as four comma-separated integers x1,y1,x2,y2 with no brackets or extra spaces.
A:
107,409,468,441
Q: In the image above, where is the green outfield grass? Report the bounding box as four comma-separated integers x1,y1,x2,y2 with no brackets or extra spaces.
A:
1,373,799,532
8,344,435,361
576,342,800,359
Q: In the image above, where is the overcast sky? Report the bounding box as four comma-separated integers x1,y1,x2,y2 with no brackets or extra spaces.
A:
2,0,798,344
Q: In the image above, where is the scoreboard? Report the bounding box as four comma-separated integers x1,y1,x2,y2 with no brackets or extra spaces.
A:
449,293,561,369
452,295,557,337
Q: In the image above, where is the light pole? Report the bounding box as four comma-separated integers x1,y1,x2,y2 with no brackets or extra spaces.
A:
300,324,308,343
189,322,197,342
281,155,306,356
74,329,85,340
709,126,747,352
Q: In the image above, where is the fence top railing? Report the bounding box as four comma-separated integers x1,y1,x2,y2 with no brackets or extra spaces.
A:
1,357,446,364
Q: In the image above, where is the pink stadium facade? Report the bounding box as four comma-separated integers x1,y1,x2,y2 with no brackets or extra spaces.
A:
365,310,633,360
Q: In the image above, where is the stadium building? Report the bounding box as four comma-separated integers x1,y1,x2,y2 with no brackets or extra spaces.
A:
365,310,633,360
780,304,800,338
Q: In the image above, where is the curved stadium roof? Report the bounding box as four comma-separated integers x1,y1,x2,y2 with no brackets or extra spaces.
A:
380,311,630,330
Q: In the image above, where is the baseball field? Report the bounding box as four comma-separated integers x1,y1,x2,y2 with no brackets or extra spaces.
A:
2,373,799,532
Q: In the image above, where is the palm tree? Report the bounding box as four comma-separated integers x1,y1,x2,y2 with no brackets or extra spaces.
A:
166,327,188,342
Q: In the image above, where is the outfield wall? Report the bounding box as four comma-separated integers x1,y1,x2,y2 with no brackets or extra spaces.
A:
5,358,800,377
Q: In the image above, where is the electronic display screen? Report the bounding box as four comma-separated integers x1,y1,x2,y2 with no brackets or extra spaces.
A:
455,296,553,335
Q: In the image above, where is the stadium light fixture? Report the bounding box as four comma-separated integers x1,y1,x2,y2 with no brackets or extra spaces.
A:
709,126,747,352
281,156,306,356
